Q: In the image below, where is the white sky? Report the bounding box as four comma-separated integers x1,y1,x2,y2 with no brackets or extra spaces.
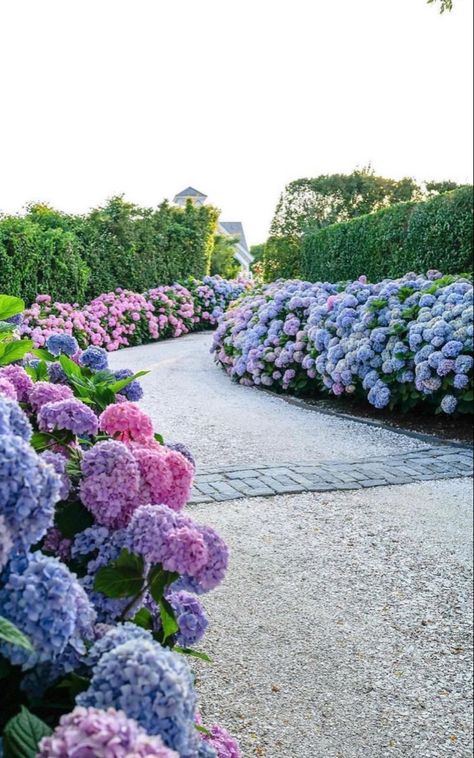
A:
0,0,472,246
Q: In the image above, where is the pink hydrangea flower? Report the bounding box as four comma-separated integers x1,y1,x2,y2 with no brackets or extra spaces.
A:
0,365,33,402
99,402,154,444
0,377,17,400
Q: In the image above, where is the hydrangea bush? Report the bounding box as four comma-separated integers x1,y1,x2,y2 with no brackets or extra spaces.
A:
20,276,251,352
212,272,473,415
0,302,241,757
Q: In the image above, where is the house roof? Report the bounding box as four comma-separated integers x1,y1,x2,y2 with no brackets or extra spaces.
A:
174,187,207,200
219,221,250,254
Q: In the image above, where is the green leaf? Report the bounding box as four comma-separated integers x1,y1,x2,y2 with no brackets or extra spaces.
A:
94,549,145,598
32,348,56,362
159,597,179,642
0,339,33,366
59,354,82,378
132,608,154,630
30,431,54,452
154,432,164,445
0,617,33,652
108,370,149,394
55,501,94,538
194,724,211,736
0,295,24,321
149,567,179,605
3,707,51,758
174,646,212,663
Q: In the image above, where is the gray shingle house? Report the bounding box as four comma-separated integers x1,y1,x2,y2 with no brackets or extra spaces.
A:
173,187,253,272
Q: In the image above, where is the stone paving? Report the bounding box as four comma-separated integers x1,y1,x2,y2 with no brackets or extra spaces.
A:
190,444,473,503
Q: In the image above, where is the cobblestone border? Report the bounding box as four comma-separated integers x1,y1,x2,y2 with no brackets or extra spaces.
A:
190,446,473,503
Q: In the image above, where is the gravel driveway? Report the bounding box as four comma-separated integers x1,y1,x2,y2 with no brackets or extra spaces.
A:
108,333,426,467
109,335,473,757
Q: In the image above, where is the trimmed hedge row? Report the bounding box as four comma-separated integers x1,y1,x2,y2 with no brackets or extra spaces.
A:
0,198,219,304
301,187,474,282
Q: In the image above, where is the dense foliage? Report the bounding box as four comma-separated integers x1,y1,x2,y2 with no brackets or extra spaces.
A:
0,298,241,758
20,276,251,351
0,198,219,304
212,272,473,416
301,187,473,282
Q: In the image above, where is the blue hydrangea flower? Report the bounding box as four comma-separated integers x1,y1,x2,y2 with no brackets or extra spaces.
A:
198,743,218,758
166,591,208,647
47,362,68,384
86,622,154,668
78,638,198,756
440,395,458,414
113,369,144,402
0,433,60,551
0,552,95,670
80,346,109,371
46,333,79,357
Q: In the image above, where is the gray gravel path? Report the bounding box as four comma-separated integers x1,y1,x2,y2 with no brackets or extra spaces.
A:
192,479,473,758
109,335,473,757
108,333,427,467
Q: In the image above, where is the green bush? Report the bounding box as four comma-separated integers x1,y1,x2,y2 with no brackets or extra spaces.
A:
301,187,473,282
0,197,218,303
0,217,89,304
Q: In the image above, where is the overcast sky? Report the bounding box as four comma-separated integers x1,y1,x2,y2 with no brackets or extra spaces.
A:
0,0,472,245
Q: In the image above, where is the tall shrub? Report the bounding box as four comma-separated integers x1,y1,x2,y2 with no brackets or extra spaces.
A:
301,187,473,282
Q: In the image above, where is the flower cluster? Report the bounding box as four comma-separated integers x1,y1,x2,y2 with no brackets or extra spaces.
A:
0,552,95,670
77,638,198,756
38,706,179,758
20,277,250,352
212,273,473,414
38,397,99,436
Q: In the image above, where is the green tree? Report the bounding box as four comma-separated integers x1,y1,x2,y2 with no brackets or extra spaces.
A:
425,180,461,196
427,0,453,12
210,233,240,278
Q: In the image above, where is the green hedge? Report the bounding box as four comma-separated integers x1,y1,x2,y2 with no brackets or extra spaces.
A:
301,186,473,281
0,197,219,304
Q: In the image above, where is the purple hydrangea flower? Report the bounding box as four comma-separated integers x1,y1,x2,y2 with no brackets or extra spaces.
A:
0,365,33,402
166,590,209,647
37,706,179,758
80,440,140,528
46,333,79,357
28,381,74,412
38,398,99,436
0,552,95,670
77,638,198,756
201,725,241,758
40,451,71,500
47,362,68,384
0,514,13,572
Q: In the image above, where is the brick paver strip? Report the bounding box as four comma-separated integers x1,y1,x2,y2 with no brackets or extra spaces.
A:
189,445,473,504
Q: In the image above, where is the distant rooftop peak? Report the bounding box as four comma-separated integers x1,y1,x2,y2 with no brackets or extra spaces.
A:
174,186,207,201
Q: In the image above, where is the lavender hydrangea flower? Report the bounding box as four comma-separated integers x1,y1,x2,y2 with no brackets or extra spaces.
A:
201,725,241,758
77,638,198,756
80,440,140,528
0,552,95,669
37,706,179,758
80,346,109,371
113,369,144,401
0,365,33,402
0,396,32,441
46,333,79,357
166,591,209,647
47,361,68,384
40,451,71,500
0,377,17,400
0,433,60,550
28,381,73,412
0,515,13,572
38,398,99,436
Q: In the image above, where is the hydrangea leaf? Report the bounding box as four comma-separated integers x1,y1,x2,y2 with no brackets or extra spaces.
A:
159,597,179,642
0,617,33,652
94,549,145,598
3,706,51,758
0,295,24,321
